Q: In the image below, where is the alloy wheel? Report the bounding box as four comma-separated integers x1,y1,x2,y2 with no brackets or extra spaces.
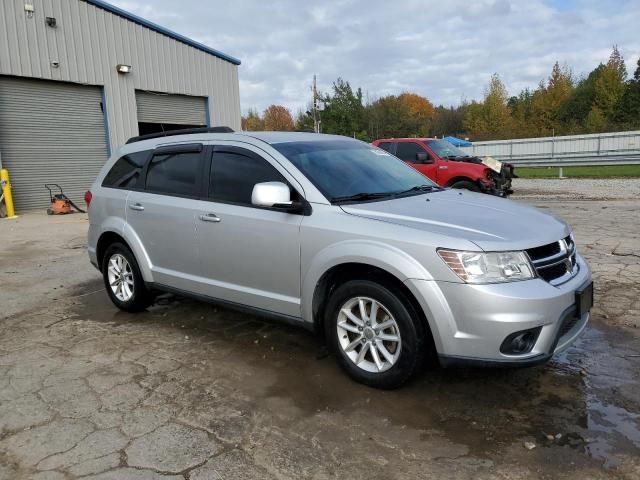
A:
107,253,134,302
336,296,402,373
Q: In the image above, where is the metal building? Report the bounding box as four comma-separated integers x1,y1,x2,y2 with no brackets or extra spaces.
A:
0,0,241,210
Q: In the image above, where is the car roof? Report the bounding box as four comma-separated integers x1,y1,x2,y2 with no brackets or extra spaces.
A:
121,131,361,154
375,138,434,142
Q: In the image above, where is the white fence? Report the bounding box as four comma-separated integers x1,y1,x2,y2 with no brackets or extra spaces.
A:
460,130,640,167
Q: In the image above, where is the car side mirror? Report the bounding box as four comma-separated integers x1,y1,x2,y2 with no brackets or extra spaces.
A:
416,152,433,164
251,181,301,211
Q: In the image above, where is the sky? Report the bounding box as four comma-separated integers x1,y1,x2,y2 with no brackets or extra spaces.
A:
112,0,640,116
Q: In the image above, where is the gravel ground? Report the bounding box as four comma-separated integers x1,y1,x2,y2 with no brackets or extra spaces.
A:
513,177,640,200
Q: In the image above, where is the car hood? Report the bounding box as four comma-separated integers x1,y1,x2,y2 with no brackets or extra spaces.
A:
340,189,570,251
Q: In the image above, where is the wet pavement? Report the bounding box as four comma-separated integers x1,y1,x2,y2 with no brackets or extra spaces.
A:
1,193,639,479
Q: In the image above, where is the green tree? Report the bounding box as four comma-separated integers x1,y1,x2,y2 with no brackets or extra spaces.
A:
530,62,573,135
615,57,640,128
321,78,366,138
463,74,512,140
593,46,627,119
241,108,264,131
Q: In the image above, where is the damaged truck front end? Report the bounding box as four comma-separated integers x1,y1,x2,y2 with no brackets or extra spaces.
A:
480,157,515,197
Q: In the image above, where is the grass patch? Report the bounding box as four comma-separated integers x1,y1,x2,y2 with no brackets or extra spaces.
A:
516,165,640,178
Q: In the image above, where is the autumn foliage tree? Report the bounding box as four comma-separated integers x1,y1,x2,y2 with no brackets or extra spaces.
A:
263,105,294,131
241,108,264,131
242,46,638,141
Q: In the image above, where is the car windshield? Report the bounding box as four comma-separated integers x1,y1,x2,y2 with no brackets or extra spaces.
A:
272,139,437,203
425,139,469,158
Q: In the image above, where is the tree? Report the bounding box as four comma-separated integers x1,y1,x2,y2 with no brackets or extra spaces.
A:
241,108,264,131
398,92,434,136
463,74,512,140
530,62,573,135
615,57,640,127
263,105,294,131
431,105,465,137
593,46,627,119
321,78,366,138
294,107,315,132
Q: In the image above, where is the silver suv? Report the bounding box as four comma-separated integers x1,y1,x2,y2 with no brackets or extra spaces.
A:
87,129,593,389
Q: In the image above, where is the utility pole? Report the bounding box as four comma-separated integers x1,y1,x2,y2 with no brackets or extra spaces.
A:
312,75,319,133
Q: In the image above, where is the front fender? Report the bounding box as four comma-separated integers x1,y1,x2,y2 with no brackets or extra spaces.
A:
301,239,433,324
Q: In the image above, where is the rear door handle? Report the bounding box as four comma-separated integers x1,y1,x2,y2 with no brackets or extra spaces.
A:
129,203,144,211
199,213,221,223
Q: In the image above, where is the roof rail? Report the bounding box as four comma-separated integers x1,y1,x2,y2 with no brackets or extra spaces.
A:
126,126,234,144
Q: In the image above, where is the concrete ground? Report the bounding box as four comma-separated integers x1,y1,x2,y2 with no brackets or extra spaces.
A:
1,179,639,480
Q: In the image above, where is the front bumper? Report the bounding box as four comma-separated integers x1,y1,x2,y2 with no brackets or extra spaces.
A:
484,164,514,197
405,253,592,366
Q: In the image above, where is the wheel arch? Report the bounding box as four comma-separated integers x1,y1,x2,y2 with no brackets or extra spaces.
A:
445,176,477,187
95,227,153,282
310,261,437,359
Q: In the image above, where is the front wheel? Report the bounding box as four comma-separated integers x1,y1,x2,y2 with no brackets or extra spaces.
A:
325,280,426,389
449,180,480,192
102,242,153,312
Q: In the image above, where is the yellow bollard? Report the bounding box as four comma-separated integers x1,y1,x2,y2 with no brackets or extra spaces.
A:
1,168,18,219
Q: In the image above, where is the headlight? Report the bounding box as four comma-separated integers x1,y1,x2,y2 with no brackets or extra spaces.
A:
438,249,535,284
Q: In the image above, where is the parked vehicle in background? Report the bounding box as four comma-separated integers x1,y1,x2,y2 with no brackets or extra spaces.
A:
87,129,591,389
372,138,515,196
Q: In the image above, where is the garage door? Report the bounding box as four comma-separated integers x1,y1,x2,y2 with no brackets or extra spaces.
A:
0,76,108,210
136,91,207,126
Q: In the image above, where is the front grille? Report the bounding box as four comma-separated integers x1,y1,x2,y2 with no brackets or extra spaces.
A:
526,235,577,285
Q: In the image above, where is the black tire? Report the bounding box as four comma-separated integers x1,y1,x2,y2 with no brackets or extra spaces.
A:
102,242,153,312
325,279,426,389
449,180,480,192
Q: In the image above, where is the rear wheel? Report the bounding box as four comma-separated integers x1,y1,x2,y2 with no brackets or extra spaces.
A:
102,242,153,312
449,180,480,192
325,280,425,389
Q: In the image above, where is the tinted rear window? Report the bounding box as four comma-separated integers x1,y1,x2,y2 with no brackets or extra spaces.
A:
102,151,149,189
146,151,202,197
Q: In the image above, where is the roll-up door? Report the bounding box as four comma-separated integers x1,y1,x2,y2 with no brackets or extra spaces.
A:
136,91,207,127
0,76,108,210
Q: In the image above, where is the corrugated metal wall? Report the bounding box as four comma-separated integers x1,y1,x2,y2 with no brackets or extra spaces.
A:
0,76,108,209
136,91,206,125
0,0,241,149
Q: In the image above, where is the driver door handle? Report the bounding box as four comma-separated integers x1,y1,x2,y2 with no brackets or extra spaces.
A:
199,213,221,223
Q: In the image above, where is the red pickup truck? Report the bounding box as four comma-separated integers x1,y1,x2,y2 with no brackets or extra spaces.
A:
371,138,514,197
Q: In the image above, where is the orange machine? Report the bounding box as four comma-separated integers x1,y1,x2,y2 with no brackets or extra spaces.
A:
45,184,85,215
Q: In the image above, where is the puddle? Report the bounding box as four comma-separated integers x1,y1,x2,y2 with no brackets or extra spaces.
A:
71,288,640,470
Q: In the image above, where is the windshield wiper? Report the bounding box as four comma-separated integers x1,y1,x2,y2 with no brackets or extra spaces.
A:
396,184,442,195
331,192,395,203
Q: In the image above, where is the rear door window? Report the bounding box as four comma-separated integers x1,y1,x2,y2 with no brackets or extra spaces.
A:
209,147,288,206
377,142,395,153
145,146,203,197
395,142,424,163
102,151,150,189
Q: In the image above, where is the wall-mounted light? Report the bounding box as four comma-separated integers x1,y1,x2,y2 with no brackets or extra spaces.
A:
116,64,132,74
46,17,56,28
24,3,34,18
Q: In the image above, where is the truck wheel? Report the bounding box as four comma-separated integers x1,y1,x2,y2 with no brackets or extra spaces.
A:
449,180,480,192
325,279,425,389
102,242,153,312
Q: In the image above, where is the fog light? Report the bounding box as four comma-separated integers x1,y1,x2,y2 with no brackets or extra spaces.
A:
500,327,542,355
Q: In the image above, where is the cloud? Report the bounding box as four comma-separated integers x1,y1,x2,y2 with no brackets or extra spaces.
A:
111,0,640,114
